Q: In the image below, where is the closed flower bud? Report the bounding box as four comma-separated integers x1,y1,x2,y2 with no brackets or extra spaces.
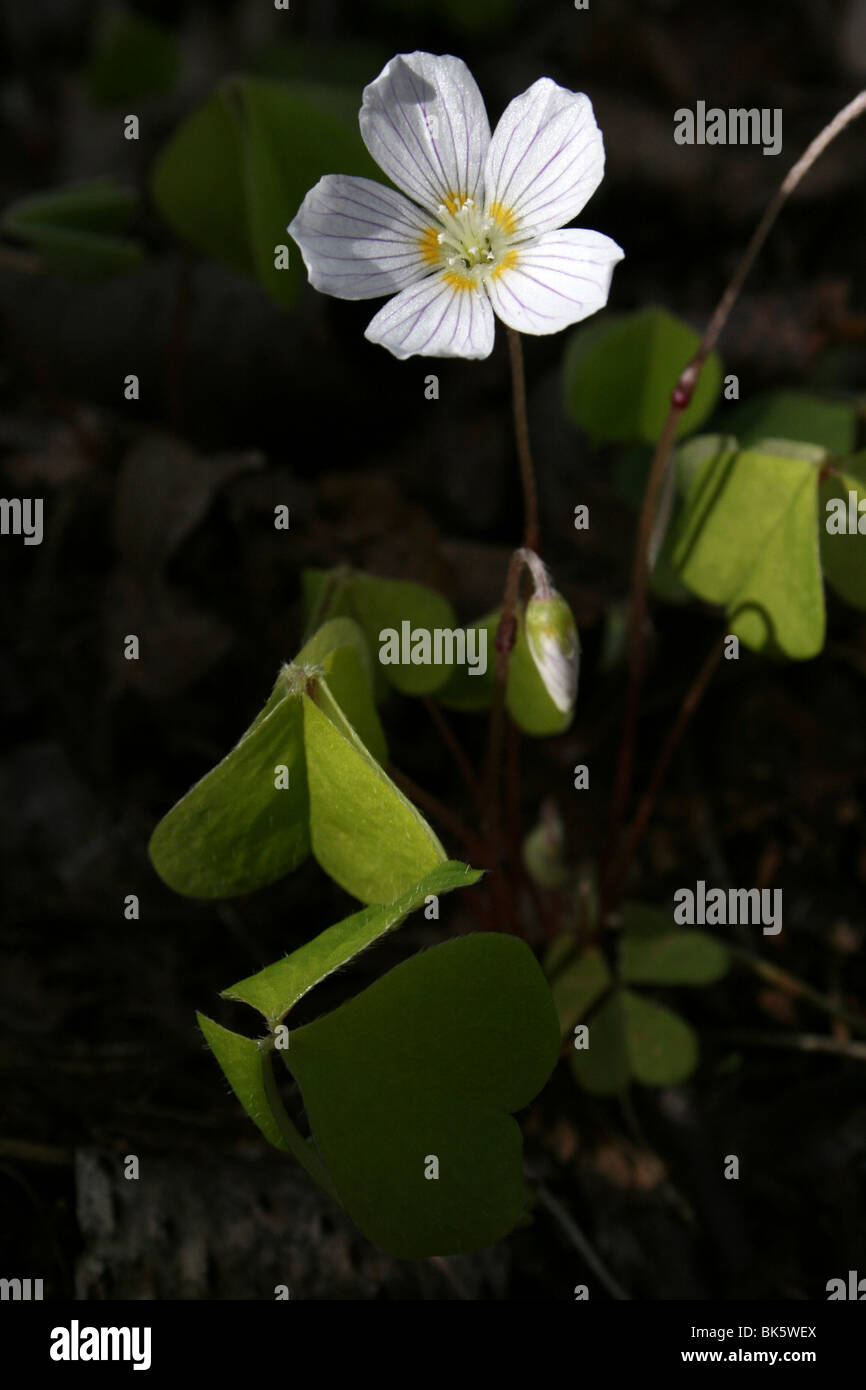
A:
524,591,580,715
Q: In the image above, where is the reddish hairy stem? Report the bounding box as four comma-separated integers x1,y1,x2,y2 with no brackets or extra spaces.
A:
507,327,540,553
483,547,526,840
602,89,866,916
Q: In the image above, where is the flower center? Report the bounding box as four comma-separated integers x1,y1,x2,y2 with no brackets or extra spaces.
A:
419,194,518,290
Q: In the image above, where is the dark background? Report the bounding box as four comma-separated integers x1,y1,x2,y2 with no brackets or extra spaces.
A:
1,0,866,1299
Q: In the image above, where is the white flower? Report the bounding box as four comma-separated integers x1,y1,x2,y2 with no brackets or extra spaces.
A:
288,52,624,360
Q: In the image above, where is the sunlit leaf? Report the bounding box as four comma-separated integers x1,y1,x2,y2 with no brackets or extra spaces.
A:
287,933,560,1256
303,682,446,903
293,617,386,763
196,1013,290,1152
224,861,481,1024
197,1012,339,1197
673,443,825,659
149,674,309,898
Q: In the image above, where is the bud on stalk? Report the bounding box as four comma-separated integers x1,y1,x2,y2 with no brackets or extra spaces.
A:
520,549,580,716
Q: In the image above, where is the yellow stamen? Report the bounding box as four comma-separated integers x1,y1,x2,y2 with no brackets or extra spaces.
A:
488,201,517,235
419,227,442,265
489,249,518,280
443,269,476,292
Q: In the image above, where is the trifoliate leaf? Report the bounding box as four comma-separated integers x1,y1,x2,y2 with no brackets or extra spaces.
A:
571,988,698,1094
287,933,560,1256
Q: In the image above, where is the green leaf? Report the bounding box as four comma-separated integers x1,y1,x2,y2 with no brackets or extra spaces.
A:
149,672,309,898
301,568,389,699
563,307,723,445
151,77,379,307
621,992,698,1087
436,612,499,711
506,606,575,736
726,391,857,456
672,443,825,659
303,682,446,903
224,861,482,1025
149,616,393,899
302,567,458,697
293,617,386,763
287,933,560,1256
571,989,698,1094
569,989,631,1095
88,11,180,106
612,443,654,508
197,1012,339,1197
550,947,611,1034
301,566,354,633
196,1013,290,1152
674,433,739,498
620,902,730,985
819,454,866,610
151,87,251,275
1,179,143,277
349,573,458,696
3,180,138,234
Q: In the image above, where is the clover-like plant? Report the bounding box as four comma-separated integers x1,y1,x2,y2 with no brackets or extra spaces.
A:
140,54,866,1260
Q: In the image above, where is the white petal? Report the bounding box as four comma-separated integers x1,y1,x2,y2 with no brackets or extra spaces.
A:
359,52,491,214
365,274,495,360
288,174,433,300
486,229,623,336
484,79,605,238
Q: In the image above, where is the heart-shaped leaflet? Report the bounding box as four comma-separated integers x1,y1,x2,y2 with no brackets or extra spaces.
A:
287,933,560,1257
